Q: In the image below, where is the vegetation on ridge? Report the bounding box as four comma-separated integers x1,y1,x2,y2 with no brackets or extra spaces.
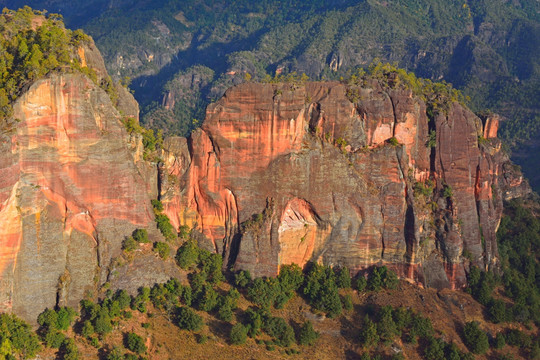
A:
0,7,122,122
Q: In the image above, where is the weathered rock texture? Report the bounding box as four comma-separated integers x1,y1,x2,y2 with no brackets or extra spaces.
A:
0,72,155,322
160,81,528,289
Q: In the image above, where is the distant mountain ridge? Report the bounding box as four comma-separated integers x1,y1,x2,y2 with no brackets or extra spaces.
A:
3,1,539,190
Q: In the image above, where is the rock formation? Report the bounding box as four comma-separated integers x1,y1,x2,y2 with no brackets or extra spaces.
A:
160,81,528,289
0,43,530,324
0,72,155,322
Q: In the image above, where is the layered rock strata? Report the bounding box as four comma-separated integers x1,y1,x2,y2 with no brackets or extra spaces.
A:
160,81,527,289
0,73,155,322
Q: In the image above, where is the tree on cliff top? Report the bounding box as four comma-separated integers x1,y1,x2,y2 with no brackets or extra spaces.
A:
0,7,95,120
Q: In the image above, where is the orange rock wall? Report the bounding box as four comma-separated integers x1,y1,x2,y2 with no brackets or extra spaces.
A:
0,73,154,322
161,81,524,288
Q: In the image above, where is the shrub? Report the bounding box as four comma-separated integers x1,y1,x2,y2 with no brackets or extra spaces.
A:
151,199,164,212
122,236,137,252
443,185,453,199
342,294,353,311
335,267,352,289
106,346,125,360
388,137,399,146
60,338,79,360
175,307,203,331
156,214,176,240
37,308,58,329
297,320,319,346
359,315,379,347
0,313,41,358
125,332,146,354
354,276,367,291
278,264,304,293
175,240,199,269
264,317,295,347
230,323,248,345
424,336,445,360
303,263,342,317
154,241,170,259
94,312,113,336
44,329,65,349
462,321,489,354
56,307,77,330
494,332,506,349
131,287,150,313
81,321,94,338
132,229,149,243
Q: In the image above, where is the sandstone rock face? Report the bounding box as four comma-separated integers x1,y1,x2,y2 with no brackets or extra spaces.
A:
0,73,154,322
161,81,527,289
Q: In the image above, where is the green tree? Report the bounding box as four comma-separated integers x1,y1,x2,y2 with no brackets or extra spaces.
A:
297,320,319,346
335,266,352,289
247,277,280,309
132,229,149,243
175,240,200,269
0,313,41,358
355,276,367,291
234,270,252,288
125,332,146,354
37,308,58,329
278,263,304,293
264,317,295,347
342,294,353,311
230,323,248,345
81,321,94,338
122,236,137,252
462,321,489,354
359,315,379,347
196,284,219,312
44,330,65,349
56,307,76,330
94,312,113,336
60,338,80,360
175,306,203,331
377,306,399,342
424,336,445,360
154,241,170,259
156,214,176,241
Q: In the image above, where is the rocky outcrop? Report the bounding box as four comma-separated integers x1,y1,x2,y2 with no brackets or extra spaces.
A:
160,81,528,289
0,73,155,323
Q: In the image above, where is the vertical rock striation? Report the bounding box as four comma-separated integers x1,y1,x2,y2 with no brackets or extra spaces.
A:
0,73,154,322
161,81,528,289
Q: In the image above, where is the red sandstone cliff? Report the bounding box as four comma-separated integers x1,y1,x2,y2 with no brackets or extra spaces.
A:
160,81,528,289
0,72,156,322
0,54,530,324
